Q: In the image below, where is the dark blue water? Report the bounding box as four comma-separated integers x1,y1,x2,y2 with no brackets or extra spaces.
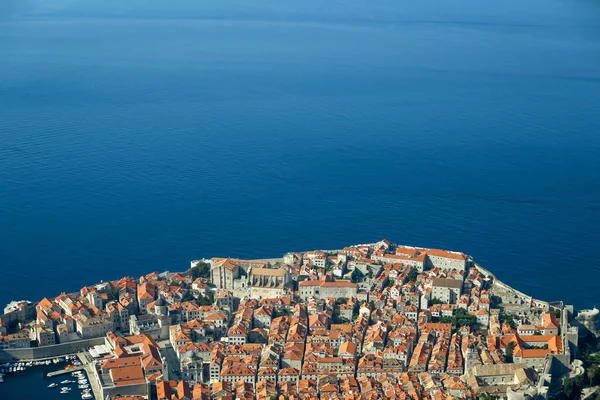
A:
0,361,92,398
1,0,599,312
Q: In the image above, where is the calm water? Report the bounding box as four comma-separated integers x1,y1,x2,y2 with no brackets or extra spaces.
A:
0,361,93,398
1,0,600,319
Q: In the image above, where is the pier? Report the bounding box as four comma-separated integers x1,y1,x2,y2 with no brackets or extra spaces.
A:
47,366,84,377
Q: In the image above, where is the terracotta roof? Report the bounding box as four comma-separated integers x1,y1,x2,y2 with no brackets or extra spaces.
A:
110,365,146,386
426,249,468,261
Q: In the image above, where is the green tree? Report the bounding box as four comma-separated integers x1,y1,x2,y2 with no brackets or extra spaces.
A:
406,267,418,283
106,283,120,302
431,298,444,305
587,365,598,387
505,342,515,363
500,313,517,329
273,308,293,318
352,301,360,317
551,309,561,318
453,308,477,328
181,292,195,303
562,376,583,399
198,293,214,306
190,261,211,280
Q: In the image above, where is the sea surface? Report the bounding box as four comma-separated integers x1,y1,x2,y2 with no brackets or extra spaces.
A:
1,0,600,323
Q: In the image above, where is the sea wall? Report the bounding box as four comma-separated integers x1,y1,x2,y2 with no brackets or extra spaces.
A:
0,337,106,362
252,258,284,264
473,262,550,310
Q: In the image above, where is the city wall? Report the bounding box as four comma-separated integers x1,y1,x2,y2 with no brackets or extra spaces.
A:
473,262,550,310
0,337,106,362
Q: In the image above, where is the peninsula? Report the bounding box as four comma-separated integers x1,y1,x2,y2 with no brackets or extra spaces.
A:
1,240,598,400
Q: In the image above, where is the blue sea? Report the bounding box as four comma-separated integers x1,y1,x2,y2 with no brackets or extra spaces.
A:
1,0,600,319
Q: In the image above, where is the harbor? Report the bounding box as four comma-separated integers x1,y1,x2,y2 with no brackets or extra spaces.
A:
0,354,95,399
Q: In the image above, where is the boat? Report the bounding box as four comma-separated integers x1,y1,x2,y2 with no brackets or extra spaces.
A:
61,380,74,384
48,383,58,388
78,385,89,389
82,394,93,399
61,387,72,392
0,374,4,383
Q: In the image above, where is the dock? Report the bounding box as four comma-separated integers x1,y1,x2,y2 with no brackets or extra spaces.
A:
47,366,84,377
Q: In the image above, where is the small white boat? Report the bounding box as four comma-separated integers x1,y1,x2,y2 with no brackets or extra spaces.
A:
0,374,4,383
82,394,93,399
78,384,89,389
61,380,73,384
61,387,72,392
48,383,58,388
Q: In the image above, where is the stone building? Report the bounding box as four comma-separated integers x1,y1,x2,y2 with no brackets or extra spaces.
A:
210,258,270,290
76,315,113,339
465,363,537,396
129,314,170,340
299,278,357,300
431,278,463,304
247,267,291,299
425,249,469,272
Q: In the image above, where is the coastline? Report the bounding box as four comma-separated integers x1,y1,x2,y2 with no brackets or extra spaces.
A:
1,240,596,400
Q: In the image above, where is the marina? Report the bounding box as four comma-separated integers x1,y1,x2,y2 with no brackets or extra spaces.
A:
0,355,94,399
